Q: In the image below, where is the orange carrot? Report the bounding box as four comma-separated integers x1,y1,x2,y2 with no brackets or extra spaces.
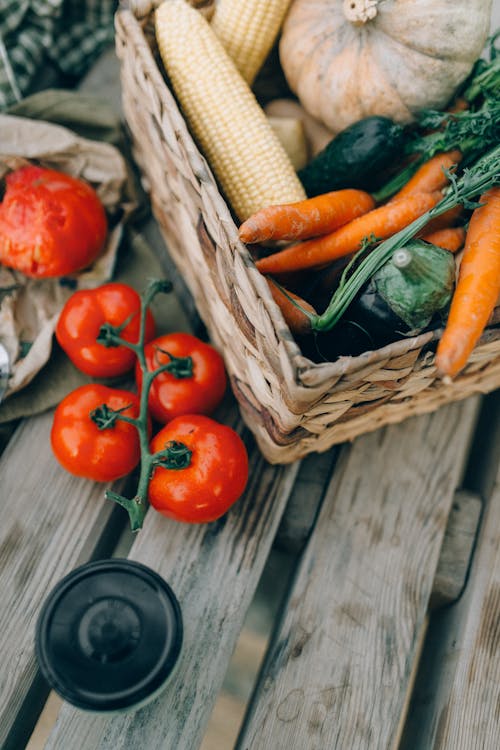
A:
256,191,442,275
392,150,462,200
436,187,500,379
419,204,463,236
266,278,316,337
447,97,468,114
422,226,466,253
239,189,375,244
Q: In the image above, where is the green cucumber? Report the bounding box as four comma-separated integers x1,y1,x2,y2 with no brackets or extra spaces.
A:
298,116,406,197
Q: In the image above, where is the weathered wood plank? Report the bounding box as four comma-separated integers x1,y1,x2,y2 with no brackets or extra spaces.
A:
430,490,482,610
44,408,299,750
400,394,500,750
236,398,479,750
403,477,500,749
0,412,129,750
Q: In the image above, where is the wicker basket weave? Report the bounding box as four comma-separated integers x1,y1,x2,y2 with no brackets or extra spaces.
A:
115,3,500,464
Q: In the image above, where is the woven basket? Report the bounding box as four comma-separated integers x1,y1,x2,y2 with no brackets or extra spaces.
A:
115,2,500,464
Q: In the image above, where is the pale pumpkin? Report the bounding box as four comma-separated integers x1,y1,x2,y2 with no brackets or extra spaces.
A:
279,0,492,132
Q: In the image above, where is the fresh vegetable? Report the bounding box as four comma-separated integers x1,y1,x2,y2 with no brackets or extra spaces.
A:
135,332,227,424
264,98,334,156
422,227,466,254
301,320,375,362
372,34,500,202
462,31,500,104
310,143,500,333
51,385,143,482
347,285,407,349
267,116,308,171
344,241,455,349
55,283,156,378
418,205,464,237
435,186,500,379
154,0,306,221
374,99,500,202
279,0,490,131
390,151,462,200
211,0,291,85
256,191,442,275
0,165,107,278
368,241,455,331
298,116,406,197
266,278,316,337
148,414,249,523
52,280,245,531
239,189,375,244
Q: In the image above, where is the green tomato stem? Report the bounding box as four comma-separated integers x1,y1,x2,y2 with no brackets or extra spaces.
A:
153,347,193,379
93,278,180,532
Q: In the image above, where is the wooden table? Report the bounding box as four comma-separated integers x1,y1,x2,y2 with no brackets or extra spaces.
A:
1,50,500,750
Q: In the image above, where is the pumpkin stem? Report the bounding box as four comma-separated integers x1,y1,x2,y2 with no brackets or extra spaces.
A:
343,0,378,25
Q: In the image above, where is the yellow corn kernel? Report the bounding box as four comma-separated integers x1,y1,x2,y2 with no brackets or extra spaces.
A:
211,0,292,85
155,0,306,222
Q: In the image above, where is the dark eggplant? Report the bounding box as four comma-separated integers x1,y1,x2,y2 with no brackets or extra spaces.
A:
299,320,375,363
298,116,406,197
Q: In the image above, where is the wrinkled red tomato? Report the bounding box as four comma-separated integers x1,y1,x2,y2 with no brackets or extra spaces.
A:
148,414,249,523
56,283,156,377
51,384,142,482
0,165,107,277
136,332,227,424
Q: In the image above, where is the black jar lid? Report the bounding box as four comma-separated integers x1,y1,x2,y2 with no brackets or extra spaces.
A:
35,559,183,712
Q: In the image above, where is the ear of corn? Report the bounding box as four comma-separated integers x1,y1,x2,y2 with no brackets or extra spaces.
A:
210,0,292,86
155,0,306,222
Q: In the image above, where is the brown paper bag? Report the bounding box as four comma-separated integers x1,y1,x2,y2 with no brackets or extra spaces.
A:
0,114,134,396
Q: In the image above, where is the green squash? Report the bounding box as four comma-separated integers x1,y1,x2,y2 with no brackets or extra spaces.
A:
373,240,456,332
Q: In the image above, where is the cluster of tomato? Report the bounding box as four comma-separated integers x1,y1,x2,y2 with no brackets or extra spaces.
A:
51,283,249,524
0,164,248,523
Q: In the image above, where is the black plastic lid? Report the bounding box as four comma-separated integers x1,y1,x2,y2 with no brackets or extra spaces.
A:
35,559,183,712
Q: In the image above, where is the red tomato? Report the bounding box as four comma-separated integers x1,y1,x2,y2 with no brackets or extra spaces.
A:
0,165,107,277
51,385,142,482
136,333,227,423
148,414,248,523
56,283,156,377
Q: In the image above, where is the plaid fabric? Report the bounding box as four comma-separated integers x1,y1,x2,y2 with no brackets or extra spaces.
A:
0,0,116,109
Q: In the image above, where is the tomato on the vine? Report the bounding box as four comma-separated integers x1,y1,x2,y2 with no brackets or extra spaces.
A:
136,332,227,424
56,283,156,377
0,165,108,277
51,384,142,482
148,414,248,523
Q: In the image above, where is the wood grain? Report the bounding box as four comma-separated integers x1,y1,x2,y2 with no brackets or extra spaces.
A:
401,395,500,750
0,412,128,750
430,490,482,610
44,411,299,750
237,398,479,750
430,474,500,750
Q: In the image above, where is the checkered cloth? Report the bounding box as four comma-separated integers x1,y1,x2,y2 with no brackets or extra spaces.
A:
0,0,116,109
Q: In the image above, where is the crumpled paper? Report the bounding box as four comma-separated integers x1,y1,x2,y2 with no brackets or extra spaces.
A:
0,114,134,396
